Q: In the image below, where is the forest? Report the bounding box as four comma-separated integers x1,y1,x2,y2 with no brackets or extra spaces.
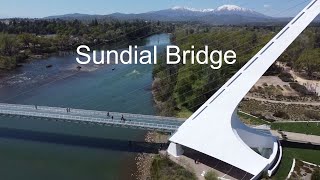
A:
152,25,320,116
0,19,175,69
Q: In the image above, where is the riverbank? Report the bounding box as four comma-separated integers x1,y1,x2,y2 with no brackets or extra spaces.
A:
136,131,197,180
136,79,174,180
136,132,158,179
134,77,187,180
0,39,115,71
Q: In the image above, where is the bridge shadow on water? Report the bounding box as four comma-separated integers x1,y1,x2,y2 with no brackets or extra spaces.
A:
0,127,169,153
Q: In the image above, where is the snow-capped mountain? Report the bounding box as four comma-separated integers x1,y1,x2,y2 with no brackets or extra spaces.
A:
215,5,251,12
43,4,281,25
171,6,215,13
138,5,271,24
213,5,268,18
165,5,267,18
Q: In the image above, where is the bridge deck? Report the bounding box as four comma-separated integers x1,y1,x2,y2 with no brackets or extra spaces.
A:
0,103,184,132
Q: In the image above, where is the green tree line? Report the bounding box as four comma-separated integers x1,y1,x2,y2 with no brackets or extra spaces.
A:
0,19,175,69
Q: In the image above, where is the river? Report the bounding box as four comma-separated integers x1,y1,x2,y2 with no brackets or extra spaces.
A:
0,33,170,180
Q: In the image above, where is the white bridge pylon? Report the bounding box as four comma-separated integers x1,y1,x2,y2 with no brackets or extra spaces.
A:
168,0,320,178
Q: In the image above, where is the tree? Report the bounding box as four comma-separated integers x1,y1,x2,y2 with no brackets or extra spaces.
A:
90,19,99,26
0,33,19,56
18,33,36,48
296,49,320,77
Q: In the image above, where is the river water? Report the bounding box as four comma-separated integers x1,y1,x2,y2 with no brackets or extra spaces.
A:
0,34,170,180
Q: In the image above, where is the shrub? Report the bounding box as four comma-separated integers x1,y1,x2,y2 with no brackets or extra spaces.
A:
0,56,17,69
295,160,304,168
304,167,313,174
277,85,284,91
273,111,290,119
279,72,294,82
311,168,320,180
261,171,269,179
150,155,197,180
205,171,218,180
289,83,316,96
291,172,298,179
304,111,320,120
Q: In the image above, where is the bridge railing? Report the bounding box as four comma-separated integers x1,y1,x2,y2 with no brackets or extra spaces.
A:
0,105,180,132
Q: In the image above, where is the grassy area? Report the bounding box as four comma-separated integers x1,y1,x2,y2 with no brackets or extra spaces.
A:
238,111,270,125
150,155,197,180
272,148,320,180
238,111,320,136
272,148,294,180
271,122,320,136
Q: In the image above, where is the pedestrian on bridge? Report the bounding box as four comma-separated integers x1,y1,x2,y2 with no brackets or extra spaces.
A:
121,115,126,122
107,112,110,117
111,116,114,120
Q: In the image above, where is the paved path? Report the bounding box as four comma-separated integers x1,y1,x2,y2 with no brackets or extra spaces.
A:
271,130,320,145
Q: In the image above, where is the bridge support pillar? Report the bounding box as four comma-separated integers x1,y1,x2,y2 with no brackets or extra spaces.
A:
167,142,184,157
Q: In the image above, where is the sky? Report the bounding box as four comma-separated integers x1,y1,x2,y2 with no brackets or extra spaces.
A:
0,0,312,18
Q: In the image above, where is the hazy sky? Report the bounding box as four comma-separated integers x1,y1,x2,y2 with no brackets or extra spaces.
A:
0,0,311,18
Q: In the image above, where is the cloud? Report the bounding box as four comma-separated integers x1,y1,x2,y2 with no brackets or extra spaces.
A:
264,4,271,8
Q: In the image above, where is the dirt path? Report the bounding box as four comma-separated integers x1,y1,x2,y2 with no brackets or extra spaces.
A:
253,76,299,96
244,96,320,106
277,62,320,96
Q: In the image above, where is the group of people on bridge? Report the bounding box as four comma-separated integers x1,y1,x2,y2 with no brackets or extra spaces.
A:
107,112,127,122
34,105,129,123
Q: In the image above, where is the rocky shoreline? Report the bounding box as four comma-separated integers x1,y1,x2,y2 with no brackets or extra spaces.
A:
135,79,170,180
135,132,157,180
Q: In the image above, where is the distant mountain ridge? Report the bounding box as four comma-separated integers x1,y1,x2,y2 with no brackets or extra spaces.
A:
43,5,320,25
45,13,110,21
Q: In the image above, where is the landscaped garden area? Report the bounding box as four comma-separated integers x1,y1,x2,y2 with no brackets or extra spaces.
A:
238,112,320,180
272,148,320,180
